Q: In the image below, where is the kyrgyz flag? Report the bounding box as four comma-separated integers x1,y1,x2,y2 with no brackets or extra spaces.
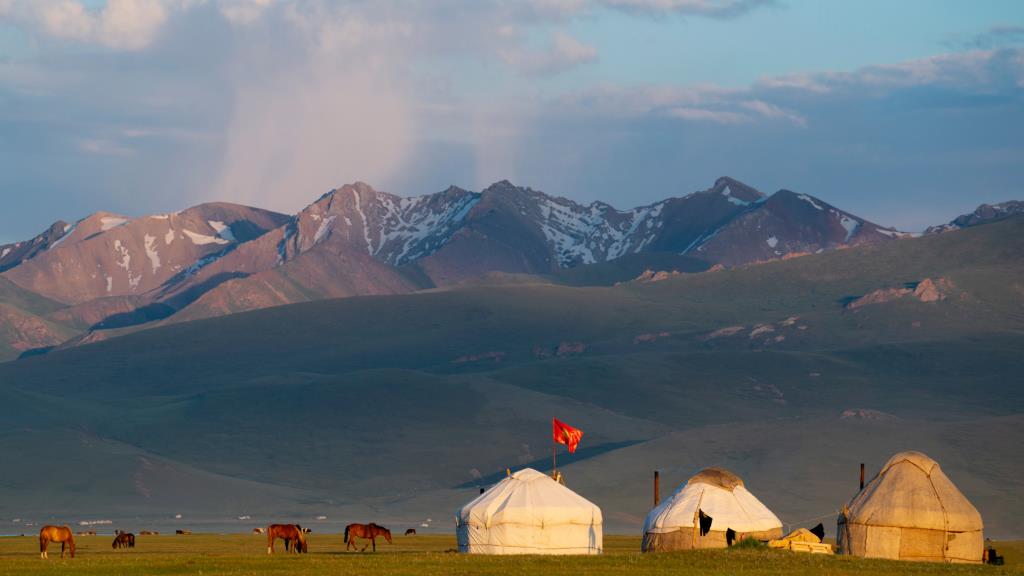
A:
552,418,583,453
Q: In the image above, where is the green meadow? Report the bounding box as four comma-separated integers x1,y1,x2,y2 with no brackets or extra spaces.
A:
0,534,1020,576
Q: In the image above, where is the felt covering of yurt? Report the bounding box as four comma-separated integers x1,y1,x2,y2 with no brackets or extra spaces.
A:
836,451,983,563
642,467,783,551
455,468,602,555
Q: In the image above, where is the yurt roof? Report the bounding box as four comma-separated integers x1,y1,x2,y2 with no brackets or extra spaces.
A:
845,451,982,532
644,468,781,534
687,467,744,491
457,468,602,528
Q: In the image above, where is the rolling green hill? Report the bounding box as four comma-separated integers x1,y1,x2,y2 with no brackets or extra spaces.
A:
0,217,1021,538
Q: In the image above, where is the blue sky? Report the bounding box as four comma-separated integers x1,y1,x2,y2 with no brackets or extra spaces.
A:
1,0,1022,243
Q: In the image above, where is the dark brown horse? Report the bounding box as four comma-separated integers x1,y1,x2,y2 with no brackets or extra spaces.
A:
266,523,307,554
112,532,135,549
39,525,75,559
345,523,392,552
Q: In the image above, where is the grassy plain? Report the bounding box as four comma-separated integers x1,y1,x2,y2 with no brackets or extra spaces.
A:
0,534,1021,576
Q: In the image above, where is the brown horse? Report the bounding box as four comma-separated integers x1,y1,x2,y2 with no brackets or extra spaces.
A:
266,523,307,554
39,525,75,559
112,532,135,549
345,523,392,552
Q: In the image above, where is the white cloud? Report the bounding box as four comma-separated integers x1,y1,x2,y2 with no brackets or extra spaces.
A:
666,106,747,124
500,31,598,76
740,99,806,127
219,0,272,25
31,0,170,50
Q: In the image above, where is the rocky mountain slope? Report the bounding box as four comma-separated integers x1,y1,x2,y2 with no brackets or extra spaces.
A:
0,220,70,273
0,176,964,357
926,200,1024,234
2,204,289,305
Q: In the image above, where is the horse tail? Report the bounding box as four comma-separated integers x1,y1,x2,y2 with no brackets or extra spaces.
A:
344,524,350,544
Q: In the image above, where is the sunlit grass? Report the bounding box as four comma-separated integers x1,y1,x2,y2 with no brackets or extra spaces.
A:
1,534,1020,575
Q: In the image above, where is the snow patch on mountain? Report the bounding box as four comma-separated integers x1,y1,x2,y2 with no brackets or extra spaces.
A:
721,185,751,206
1,248,10,258
164,228,175,245
113,240,131,271
766,236,778,248
183,229,229,246
797,194,824,210
835,212,860,241
314,215,337,244
49,223,77,249
144,234,161,273
101,216,128,231
351,189,373,254
536,195,666,266
208,221,236,243
368,191,481,265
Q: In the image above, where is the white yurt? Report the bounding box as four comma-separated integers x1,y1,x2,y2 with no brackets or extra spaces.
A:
642,467,783,551
837,451,983,563
455,468,603,555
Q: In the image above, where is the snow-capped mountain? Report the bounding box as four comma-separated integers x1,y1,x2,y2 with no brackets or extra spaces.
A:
2,204,289,305
1,176,918,352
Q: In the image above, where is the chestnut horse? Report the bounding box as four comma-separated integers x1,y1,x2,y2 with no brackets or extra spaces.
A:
112,532,135,549
39,525,75,559
344,523,391,552
266,523,307,554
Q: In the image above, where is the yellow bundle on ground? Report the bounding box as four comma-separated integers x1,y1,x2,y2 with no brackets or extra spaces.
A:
768,528,833,554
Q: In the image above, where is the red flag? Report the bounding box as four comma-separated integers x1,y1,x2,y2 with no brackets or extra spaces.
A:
552,418,583,453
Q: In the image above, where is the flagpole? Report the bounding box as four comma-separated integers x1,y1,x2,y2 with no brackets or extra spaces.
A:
552,417,557,478
552,437,557,477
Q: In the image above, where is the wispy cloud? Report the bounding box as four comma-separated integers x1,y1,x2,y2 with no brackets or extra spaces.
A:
739,99,806,126
665,106,748,124
13,0,172,50
500,32,598,76
600,0,775,18
77,137,135,156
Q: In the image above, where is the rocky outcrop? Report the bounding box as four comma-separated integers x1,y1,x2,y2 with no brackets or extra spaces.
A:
634,331,671,344
840,408,897,421
846,278,954,309
846,287,912,309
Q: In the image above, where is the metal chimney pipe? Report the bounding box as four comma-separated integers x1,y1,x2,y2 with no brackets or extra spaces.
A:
860,463,865,490
654,470,660,506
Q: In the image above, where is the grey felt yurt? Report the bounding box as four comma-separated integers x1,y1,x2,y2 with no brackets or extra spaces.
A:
836,451,983,563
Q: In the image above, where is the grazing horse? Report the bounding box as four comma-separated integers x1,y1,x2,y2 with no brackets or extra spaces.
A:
266,524,307,554
404,528,416,536
112,532,135,549
39,526,75,559
345,523,392,552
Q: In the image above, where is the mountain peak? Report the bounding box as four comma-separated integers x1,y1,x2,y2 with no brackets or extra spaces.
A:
710,176,764,203
482,179,521,193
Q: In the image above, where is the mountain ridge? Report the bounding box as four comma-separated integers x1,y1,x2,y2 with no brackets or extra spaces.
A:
0,177,1015,360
